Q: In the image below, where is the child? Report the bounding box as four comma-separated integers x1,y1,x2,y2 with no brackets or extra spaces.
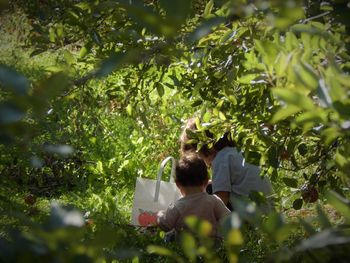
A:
156,154,231,238
180,117,275,214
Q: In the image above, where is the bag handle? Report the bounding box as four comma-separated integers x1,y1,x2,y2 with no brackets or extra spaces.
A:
154,156,176,202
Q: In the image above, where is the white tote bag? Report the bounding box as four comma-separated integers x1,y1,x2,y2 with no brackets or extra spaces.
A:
131,156,182,226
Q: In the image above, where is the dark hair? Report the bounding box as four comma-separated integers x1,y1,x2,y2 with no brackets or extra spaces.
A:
175,155,208,187
180,118,235,157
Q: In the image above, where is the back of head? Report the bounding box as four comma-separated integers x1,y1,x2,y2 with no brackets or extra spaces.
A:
180,117,235,157
175,154,208,187
179,118,197,155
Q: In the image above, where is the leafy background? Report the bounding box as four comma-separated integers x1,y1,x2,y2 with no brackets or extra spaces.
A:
0,0,350,262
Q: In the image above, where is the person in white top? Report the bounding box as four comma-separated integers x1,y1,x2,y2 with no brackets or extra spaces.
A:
156,154,231,237
180,118,274,213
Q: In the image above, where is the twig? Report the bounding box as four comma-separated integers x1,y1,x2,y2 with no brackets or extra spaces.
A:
301,11,331,24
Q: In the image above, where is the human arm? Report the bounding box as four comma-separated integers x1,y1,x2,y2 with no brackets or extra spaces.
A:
156,204,180,232
213,195,231,220
211,154,232,205
214,191,230,205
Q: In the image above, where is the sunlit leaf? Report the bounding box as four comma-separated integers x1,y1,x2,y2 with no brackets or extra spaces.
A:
270,105,301,123
202,111,212,123
285,32,299,51
181,232,197,261
203,0,214,17
294,63,319,90
79,42,92,58
321,127,341,146
273,88,315,111
185,216,212,237
227,229,243,246
188,17,225,43
238,73,261,84
254,40,279,68
147,245,173,256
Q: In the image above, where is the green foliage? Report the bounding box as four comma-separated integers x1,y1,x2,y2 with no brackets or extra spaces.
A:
1,0,350,262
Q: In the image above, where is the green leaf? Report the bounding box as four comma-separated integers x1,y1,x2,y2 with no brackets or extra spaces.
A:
121,1,175,36
295,229,350,252
238,73,260,84
227,229,243,246
147,245,173,256
0,65,30,95
294,63,319,90
321,127,341,146
191,100,202,107
160,0,191,23
188,17,225,43
75,2,91,11
270,105,301,123
275,52,291,77
273,88,315,111
0,102,25,125
126,104,133,116
290,24,325,36
203,0,214,17
283,177,298,188
267,146,279,168
79,42,92,58
63,50,75,65
297,143,308,156
293,198,303,210
254,40,279,68
185,216,212,237
95,52,127,78
181,232,197,261
317,79,332,107
49,27,56,42
156,82,164,97
96,160,103,174
202,111,212,123
325,190,350,223
316,205,332,229
285,32,299,51
218,111,226,120
263,212,285,234
299,218,316,235
34,72,69,100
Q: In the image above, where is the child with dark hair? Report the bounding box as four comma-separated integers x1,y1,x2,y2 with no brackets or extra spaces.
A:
180,117,274,214
156,155,230,237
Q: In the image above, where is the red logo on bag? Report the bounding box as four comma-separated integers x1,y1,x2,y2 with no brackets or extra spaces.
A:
138,209,157,226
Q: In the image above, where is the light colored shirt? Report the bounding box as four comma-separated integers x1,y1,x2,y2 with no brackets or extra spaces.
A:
157,192,230,236
211,147,274,212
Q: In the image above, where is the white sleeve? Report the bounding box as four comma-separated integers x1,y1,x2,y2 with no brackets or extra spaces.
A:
212,157,232,193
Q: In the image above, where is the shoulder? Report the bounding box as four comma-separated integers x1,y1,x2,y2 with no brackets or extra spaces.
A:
214,147,238,161
206,193,224,203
